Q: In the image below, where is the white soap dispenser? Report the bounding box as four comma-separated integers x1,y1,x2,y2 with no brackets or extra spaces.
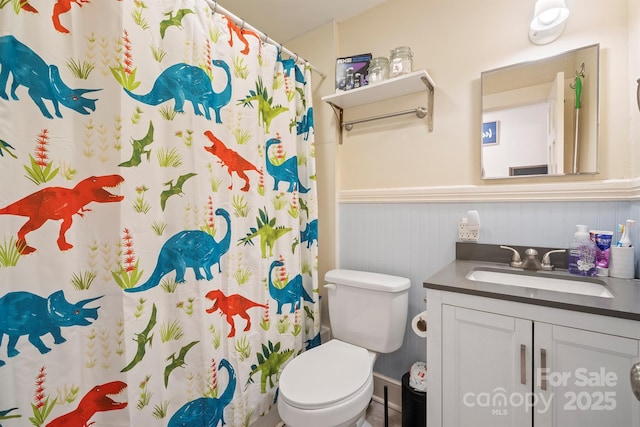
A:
567,224,597,276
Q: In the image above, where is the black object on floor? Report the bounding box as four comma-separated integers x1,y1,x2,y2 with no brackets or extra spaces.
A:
384,385,389,427
402,372,426,427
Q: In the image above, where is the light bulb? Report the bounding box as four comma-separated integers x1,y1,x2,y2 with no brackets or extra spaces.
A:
538,8,561,25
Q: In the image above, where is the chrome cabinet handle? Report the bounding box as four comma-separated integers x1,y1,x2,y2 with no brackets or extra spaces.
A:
541,348,547,391
520,344,527,385
630,362,640,401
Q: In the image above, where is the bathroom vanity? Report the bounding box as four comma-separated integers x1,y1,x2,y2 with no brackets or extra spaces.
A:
424,245,640,427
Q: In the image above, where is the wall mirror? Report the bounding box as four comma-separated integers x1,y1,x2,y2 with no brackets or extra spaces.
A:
481,44,599,179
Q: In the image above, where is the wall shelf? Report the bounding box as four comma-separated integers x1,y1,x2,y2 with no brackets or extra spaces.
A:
322,69,435,143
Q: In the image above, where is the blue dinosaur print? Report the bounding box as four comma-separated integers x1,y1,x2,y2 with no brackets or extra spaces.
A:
305,332,321,350
265,138,309,193
268,260,314,314
0,35,101,119
280,58,306,85
0,407,19,425
296,107,314,141
0,139,16,159
300,218,318,248
123,59,232,123
168,359,236,427
0,290,102,360
125,209,231,293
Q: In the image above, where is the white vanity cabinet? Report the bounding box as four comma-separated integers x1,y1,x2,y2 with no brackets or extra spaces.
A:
427,290,640,427
442,305,533,427
534,322,639,426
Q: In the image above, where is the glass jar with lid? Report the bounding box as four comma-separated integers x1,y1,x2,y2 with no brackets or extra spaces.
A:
389,46,413,78
368,57,389,85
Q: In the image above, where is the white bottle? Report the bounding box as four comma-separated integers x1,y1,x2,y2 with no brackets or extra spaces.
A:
567,225,597,276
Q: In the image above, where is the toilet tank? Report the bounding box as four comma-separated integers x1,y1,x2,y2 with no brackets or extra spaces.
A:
325,269,410,353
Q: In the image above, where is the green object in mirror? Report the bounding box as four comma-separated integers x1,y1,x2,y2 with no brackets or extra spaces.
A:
481,44,599,179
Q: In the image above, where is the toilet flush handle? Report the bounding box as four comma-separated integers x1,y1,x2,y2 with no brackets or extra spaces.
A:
324,284,336,290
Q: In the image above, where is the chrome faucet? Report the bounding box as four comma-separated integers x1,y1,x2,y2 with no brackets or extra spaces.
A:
500,246,567,271
522,248,543,270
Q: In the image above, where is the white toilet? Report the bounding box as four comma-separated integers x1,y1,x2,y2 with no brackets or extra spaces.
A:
278,269,410,427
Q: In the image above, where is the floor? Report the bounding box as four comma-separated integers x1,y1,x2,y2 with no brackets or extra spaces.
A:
275,400,402,427
366,400,402,427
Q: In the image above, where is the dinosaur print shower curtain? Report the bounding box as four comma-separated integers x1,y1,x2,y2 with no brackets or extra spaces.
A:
0,0,319,425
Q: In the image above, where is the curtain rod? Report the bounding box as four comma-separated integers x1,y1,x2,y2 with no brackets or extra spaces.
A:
205,0,327,79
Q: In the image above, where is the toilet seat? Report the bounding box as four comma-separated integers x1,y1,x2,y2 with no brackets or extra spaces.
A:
279,339,372,409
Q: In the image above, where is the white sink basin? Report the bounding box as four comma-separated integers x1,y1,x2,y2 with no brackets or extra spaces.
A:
466,269,613,298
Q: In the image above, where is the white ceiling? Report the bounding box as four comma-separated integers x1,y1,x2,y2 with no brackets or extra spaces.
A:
214,0,389,43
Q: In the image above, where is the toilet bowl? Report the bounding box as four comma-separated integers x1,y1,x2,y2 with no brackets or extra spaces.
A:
278,339,377,427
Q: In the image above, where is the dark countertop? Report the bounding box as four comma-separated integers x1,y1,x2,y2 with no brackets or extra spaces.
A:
424,244,640,321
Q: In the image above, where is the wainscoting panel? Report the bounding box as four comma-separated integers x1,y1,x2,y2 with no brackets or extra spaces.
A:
339,200,638,381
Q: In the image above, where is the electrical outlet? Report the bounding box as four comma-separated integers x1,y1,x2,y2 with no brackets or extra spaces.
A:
458,221,479,242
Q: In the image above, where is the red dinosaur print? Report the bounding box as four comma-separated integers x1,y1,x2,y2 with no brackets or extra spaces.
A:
19,1,38,13
46,381,127,427
204,130,262,192
20,0,91,34
0,175,124,254
205,289,268,337
223,15,261,55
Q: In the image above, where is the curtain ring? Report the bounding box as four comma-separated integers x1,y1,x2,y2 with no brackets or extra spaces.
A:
212,1,218,14
240,19,245,30
262,33,269,43
294,53,299,62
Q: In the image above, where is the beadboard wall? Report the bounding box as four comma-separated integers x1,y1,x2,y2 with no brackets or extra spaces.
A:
338,199,640,382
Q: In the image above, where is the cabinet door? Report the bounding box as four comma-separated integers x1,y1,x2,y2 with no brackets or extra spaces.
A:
442,305,533,427
534,323,640,427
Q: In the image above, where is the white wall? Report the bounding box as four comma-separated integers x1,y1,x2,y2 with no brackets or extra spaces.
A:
483,103,548,178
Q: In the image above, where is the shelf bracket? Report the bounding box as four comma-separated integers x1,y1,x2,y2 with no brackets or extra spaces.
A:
327,102,345,145
422,76,434,132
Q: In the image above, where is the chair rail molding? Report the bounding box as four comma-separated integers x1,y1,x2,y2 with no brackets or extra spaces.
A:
338,177,640,203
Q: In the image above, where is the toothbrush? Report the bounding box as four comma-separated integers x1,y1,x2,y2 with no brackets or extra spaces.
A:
617,220,635,247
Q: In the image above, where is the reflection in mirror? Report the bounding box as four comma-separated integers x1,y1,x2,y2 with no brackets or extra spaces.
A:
481,44,599,179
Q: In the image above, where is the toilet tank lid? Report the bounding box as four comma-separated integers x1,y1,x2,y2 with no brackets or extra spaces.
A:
325,269,410,292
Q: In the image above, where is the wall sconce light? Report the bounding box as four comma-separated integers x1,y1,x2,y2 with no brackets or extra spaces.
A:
529,0,570,45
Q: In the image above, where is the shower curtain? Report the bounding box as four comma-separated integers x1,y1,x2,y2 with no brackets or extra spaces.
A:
0,0,318,426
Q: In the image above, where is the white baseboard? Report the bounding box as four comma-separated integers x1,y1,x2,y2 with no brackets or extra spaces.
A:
372,371,403,412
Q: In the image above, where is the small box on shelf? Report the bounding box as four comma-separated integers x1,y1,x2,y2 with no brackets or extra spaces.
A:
335,53,372,92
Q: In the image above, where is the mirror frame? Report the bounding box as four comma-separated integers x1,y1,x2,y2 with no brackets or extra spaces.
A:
481,44,600,180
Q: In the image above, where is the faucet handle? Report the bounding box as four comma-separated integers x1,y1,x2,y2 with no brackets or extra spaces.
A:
541,249,566,271
500,245,523,268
